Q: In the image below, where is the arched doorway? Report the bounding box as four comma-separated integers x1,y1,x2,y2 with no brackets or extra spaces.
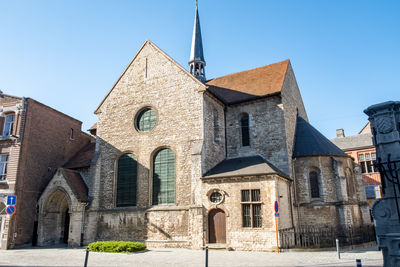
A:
208,209,226,244
39,189,71,246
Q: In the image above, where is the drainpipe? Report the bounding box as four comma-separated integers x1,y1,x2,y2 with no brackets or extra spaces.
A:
80,202,89,247
288,182,295,229
223,106,227,158
292,157,300,225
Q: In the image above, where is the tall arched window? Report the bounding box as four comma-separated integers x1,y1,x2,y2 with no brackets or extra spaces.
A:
240,114,250,147
152,148,175,205
116,153,137,207
309,171,320,198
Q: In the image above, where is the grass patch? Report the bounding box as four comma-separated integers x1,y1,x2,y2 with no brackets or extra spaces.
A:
88,241,146,253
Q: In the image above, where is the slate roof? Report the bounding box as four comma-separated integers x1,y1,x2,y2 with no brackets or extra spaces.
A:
63,142,95,169
205,60,289,104
203,155,289,179
293,117,348,158
330,133,373,151
62,169,88,202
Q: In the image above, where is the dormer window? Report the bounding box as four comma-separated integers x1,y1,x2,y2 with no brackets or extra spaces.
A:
3,114,15,137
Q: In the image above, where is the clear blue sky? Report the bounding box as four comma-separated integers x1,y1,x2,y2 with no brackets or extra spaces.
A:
1,0,399,138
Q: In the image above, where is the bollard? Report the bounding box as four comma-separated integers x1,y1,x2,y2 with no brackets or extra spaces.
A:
356,259,362,267
84,247,89,267
205,246,208,267
335,238,340,259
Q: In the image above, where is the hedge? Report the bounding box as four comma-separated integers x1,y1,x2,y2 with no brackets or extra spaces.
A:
87,241,146,253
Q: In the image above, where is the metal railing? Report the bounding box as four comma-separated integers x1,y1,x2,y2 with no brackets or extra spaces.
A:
279,224,376,249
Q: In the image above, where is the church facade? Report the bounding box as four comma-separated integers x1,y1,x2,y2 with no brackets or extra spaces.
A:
36,4,371,251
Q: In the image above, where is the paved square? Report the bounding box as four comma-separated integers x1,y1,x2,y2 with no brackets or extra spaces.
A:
0,246,383,267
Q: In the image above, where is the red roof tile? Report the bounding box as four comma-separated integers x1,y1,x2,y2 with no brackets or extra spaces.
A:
206,60,289,104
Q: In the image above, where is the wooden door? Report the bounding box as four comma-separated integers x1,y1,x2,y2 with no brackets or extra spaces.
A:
208,209,226,244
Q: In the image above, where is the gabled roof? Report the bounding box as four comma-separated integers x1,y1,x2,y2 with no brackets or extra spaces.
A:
61,169,88,202
203,155,289,179
358,122,371,134
63,142,95,169
205,60,289,104
95,40,206,114
293,116,348,158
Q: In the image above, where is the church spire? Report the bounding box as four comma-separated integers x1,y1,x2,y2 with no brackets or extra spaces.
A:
189,1,206,82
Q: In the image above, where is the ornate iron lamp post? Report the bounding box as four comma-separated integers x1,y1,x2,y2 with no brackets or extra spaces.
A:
365,101,400,267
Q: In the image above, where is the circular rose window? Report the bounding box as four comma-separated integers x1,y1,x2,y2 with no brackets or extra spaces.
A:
136,107,156,132
210,192,223,204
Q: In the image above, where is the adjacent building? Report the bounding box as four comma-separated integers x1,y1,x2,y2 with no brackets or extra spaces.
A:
0,93,91,249
331,123,381,208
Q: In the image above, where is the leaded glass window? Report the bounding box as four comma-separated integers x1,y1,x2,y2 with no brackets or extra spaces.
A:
152,148,175,205
116,154,137,207
309,171,320,198
210,192,223,203
136,108,156,132
241,189,261,228
241,114,250,147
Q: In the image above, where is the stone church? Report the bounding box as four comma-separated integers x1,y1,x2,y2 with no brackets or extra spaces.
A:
36,4,371,250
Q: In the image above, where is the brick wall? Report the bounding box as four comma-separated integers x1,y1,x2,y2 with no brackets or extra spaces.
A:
9,98,90,248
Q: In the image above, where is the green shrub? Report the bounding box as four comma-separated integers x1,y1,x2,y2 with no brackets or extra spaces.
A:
88,241,146,253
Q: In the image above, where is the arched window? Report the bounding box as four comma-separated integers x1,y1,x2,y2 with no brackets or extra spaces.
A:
240,114,250,147
116,153,137,207
309,171,320,198
152,148,175,205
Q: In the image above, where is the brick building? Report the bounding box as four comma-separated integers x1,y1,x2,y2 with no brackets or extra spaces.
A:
331,123,381,208
37,4,371,250
0,93,91,249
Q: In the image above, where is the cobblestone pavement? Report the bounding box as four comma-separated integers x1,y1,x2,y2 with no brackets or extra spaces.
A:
0,245,383,267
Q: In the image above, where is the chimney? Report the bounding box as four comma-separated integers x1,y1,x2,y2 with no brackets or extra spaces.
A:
336,129,345,138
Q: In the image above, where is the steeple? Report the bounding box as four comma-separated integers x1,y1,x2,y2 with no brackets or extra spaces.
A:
189,1,206,82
